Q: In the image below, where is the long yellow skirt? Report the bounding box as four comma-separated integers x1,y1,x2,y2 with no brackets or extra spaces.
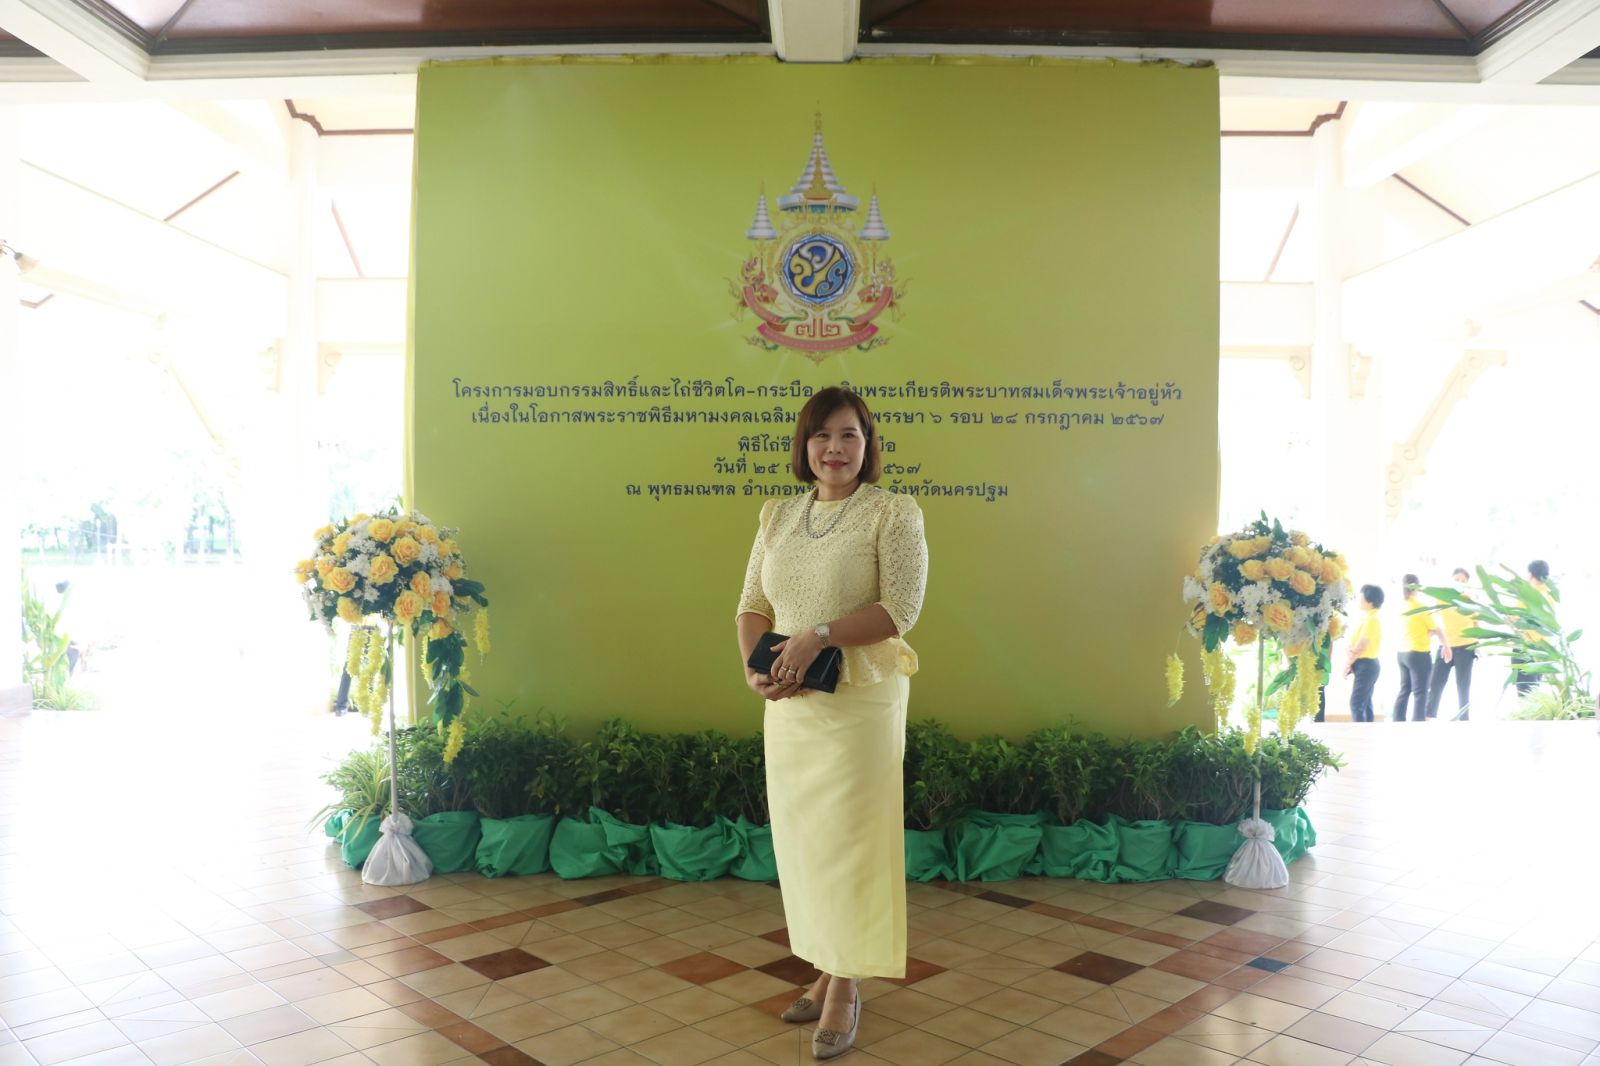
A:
763,673,908,980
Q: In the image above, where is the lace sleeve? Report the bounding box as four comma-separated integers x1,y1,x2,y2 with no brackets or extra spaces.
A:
735,499,777,622
874,494,927,636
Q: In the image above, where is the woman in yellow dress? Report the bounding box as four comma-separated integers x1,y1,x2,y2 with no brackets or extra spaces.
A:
735,386,928,1061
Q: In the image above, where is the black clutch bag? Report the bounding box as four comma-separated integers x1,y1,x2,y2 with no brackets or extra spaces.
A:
746,631,843,694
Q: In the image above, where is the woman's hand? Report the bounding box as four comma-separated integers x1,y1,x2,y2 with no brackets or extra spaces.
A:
746,668,810,701
768,630,823,693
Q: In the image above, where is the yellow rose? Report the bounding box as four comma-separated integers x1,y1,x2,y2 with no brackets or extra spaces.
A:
1239,560,1267,583
337,597,364,624
1263,600,1294,633
1328,614,1345,639
429,619,453,640
1289,531,1310,547
332,532,352,557
443,563,465,580
432,590,452,617
410,571,433,599
325,567,357,594
395,518,416,534
1317,557,1340,583
1265,557,1295,581
391,536,421,566
294,559,314,584
313,524,334,542
367,518,396,543
315,555,336,578
1232,621,1257,645
394,590,425,624
353,513,369,522
440,539,459,557
1227,539,1259,560
1290,569,1318,597
1207,583,1233,615
415,525,440,546
368,554,398,585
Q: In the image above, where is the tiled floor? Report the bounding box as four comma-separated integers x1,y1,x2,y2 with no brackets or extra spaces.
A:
4,708,1600,1066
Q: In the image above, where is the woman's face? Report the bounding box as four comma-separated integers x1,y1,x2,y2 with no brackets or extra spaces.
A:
807,405,867,494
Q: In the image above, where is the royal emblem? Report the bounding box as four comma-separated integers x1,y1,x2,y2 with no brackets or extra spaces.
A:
731,115,904,363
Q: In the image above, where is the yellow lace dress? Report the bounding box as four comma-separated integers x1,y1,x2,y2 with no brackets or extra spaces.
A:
736,484,928,979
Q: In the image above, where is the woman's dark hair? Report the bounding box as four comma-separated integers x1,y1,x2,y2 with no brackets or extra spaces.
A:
790,386,882,484
1528,559,1550,582
1403,573,1421,596
1452,567,1470,580
1361,583,1385,609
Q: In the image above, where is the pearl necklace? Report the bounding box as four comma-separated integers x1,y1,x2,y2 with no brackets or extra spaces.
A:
802,486,857,539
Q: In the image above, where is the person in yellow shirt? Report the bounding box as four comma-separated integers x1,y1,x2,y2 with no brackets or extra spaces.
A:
1393,574,1447,722
1343,584,1384,722
1426,567,1475,720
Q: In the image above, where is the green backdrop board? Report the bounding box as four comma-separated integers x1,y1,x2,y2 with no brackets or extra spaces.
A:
409,57,1219,738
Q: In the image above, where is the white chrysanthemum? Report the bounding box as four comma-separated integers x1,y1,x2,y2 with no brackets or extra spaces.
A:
430,575,453,596
346,554,371,577
1237,581,1277,622
361,586,379,602
1197,555,1216,583
1183,575,1204,604
420,543,441,565
410,510,433,526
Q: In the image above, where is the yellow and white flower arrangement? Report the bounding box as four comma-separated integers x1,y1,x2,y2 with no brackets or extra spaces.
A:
1175,513,1349,751
296,507,489,759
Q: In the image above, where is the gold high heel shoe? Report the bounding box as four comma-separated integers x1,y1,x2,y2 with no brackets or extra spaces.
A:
811,991,859,1061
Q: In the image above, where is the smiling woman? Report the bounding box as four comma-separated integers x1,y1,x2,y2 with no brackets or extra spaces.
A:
734,385,928,1060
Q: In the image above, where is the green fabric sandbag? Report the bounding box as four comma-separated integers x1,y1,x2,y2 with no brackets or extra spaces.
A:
1107,815,1176,882
339,812,382,869
650,819,741,882
412,811,482,874
954,811,1044,882
1038,819,1118,881
323,809,350,840
729,817,778,881
549,814,625,878
476,814,556,878
1262,808,1304,863
1296,806,1317,852
904,828,955,882
1172,820,1242,881
591,808,659,876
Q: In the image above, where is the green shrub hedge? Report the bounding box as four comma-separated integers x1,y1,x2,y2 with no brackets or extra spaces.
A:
316,713,1341,882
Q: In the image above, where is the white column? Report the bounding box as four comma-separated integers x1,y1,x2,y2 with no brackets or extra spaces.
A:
0,107,25,709
236,116,330,713
1308,115,1388,719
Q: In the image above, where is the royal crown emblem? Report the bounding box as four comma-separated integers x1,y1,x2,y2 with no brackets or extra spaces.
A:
731,115,904,363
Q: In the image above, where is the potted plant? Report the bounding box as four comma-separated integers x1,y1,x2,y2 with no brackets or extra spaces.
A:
1102,738,1179,882
1030,727,1118,880
314,746,390,868
1166,728,1254,880
1257,732,1341,863
464,712,559,877
902,719,966,881
954,735,1045,881
398,727,481,873
551,719,662,877
649,731,741,881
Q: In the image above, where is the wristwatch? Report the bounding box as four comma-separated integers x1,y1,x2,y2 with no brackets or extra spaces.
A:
814,622,832,648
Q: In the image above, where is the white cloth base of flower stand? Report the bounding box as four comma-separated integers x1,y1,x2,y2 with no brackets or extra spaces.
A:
361,638,431,887
1223,815,1288,889
363,812,433,885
